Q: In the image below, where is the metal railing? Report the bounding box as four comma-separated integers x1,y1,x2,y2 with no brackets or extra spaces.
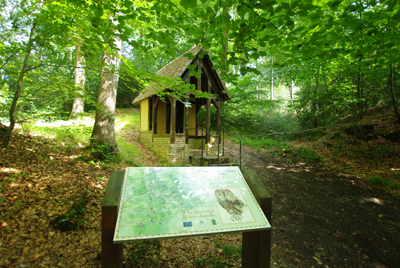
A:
222,129,241,169
187,127,220,166
199,128,220,166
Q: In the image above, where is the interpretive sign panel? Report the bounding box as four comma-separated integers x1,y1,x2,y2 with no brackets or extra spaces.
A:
113,166,270,243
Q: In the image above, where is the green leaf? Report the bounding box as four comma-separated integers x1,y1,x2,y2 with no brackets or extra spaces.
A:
281,3,290,10
180,0,197,9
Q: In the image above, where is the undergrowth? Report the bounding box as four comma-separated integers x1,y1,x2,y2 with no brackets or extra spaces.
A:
50,196,87,232
369,177,400,190
295,146,321,162
127,240,162,266
195,236,242,267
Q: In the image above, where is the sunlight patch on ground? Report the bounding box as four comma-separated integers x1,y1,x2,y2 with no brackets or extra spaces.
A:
115,121,129,131
34,117,94,127
360,197,385,205
267,165,285,170
0,167,22,174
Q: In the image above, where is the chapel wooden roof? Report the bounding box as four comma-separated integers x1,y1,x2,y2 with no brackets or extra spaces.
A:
132,44,231,104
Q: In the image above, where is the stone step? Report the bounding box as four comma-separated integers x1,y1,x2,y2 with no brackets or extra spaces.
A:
209,162,238,167
189,155,233,166
201,156,230,165
189,149,203,156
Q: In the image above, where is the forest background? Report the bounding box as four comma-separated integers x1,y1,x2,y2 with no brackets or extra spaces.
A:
1,0,399,148
1,0,400,267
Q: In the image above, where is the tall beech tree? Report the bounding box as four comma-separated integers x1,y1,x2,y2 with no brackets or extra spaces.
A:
90,19,122,154
70,37,85,117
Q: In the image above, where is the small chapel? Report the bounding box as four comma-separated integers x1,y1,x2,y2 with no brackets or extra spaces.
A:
132,44,231,165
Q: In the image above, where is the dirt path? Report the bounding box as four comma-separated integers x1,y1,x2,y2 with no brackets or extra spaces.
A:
223,141,400,268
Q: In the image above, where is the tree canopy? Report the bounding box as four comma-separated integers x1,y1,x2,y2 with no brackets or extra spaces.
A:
1,0,399,147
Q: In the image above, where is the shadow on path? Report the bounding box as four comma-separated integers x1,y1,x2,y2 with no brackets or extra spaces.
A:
224,141,400,268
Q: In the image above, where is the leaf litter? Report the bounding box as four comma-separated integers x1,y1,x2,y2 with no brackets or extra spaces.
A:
0,123,242,267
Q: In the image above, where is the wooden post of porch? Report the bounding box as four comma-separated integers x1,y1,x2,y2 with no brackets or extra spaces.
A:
216,99,222,143
206,81,211,144
171,97,176,144
185,94,189,144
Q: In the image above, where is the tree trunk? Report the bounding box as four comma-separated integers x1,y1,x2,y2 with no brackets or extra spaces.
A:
90,34,122,155
70,37,85,117
2,23,36,148
221,2,229,88
389,64,400,124
314,66,320,128
290,76,294,105
357,59,363,120
270,57,274,100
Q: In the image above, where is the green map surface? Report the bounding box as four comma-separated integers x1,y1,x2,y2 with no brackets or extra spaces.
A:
114,166,270,242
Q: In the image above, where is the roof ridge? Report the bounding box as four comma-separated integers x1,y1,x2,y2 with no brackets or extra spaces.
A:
156,44,202,76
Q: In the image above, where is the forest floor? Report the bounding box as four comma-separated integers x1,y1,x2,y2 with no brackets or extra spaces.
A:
0,108,399,267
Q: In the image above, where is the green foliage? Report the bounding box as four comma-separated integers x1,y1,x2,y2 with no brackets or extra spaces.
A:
128,240,161,266
50,196,87,232
222,244,242,258
369,177,400,190
194,236,242,267
240,136,289,152
295,146,321,162
23,122,92,147
303,130,326,142
87,142,119,163
369,144,396,161
195,255,226,268
115,137,143,166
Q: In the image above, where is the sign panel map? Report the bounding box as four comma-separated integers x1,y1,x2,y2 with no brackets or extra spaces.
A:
114,166,271,243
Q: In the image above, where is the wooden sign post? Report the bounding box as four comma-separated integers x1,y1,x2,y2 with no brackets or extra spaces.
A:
101,168,272,268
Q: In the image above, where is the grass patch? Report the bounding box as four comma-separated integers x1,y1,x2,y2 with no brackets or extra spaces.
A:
369,176,400,190
21,109,144,165
302,130,326,142
116,108,140,131
23,123,92,147
222,244,242,258
116,137,143,166
241,136,289,151
295,146,321,162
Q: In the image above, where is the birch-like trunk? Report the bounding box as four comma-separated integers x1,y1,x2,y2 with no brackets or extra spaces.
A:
70,37,85,117
90,33,122,155
389,64,400,124
2,23,36,148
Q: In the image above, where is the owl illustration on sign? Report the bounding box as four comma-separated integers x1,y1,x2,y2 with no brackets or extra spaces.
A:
215,189,247,222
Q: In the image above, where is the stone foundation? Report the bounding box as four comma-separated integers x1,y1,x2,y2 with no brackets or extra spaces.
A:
139,133,212,165
152,135,171,159
170,136,189,166
139,133,153,147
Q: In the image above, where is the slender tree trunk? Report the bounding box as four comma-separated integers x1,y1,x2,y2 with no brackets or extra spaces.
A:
256,84,259,99
2,23,36,148
389,64,400,123
221,2,228,88
271,57,274,100
271,70,274,100
70,37,85,117
90,33,122,154
314,65,320,128
357,58,363,120
290,76,294,105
